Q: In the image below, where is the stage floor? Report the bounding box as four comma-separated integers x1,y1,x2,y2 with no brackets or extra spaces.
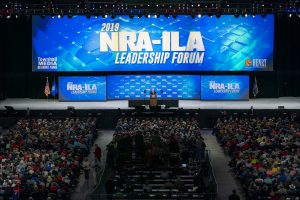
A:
0,97,299,110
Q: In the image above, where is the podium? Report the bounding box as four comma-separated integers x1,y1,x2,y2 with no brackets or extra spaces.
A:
150,94,157,106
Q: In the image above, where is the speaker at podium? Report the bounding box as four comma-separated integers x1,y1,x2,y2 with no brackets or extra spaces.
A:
149,88,157,106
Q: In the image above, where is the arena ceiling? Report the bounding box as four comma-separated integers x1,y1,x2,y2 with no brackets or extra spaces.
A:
0,0,299,17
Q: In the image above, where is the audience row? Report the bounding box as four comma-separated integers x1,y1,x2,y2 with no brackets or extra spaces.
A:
0,118,98,200
214,115,300,200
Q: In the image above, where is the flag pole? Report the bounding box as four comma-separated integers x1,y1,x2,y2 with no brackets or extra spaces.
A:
54,76,56,103
253,78,256,104
46,77,49,102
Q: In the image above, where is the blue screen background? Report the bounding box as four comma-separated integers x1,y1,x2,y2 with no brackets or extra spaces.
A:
59,76,106,101
107,75,200,99
201,75,249,100
32,15,274,72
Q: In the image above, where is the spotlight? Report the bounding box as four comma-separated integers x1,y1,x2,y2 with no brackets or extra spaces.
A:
58,14,61,18
288,13,292,18
198,14,202,18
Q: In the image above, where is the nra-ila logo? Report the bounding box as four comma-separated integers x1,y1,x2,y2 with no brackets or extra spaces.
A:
245,59,267,68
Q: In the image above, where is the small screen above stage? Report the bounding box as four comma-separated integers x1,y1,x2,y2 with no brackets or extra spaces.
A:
58,76,106,101
32,15,274,72
201,75,249,100
107,75,201,100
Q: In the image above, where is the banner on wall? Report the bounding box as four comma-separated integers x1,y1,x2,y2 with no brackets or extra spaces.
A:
32,15,274,72
107,75,201,100
201,75,249,100
58,76,106,101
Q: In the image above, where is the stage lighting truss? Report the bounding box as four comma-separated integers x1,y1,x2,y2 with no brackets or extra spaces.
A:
0,1,299,19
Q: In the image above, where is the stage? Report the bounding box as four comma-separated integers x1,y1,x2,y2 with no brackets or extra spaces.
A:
0,97,299,110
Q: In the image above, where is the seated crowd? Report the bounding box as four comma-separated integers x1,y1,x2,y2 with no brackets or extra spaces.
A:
214,115,300,200
105,117,215,199
0,118,98,200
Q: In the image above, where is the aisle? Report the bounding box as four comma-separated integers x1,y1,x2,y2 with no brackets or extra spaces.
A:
201,129,245,200
72,130,114,200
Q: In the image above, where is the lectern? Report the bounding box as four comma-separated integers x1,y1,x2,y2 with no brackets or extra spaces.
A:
150,93,157,106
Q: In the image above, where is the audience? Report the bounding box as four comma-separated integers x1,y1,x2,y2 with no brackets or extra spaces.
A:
214,115,300,200
0,118,98,200
93,144,102,162
105,117,214,199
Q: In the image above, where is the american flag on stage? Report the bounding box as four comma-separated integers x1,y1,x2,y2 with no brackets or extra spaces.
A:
44,77,51,97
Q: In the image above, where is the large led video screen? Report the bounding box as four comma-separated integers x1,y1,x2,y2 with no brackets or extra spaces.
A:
59,76,106,101
32,15,274,72
107,75,200,99
201,75,249,100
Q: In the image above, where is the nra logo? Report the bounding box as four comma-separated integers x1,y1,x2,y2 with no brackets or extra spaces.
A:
245,59,267,68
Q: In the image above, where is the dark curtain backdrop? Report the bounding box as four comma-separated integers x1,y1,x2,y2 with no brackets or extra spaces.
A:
0,15,299,99
0,20,4,100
